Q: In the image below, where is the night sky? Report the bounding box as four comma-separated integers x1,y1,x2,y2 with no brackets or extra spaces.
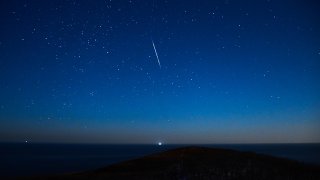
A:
0,0,319,144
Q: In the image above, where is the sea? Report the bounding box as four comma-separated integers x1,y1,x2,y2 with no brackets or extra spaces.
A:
0,143,319,178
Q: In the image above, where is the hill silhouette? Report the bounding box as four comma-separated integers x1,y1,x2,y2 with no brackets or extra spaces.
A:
19,146,320,180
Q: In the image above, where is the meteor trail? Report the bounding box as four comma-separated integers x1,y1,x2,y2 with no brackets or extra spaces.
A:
152,40,161,69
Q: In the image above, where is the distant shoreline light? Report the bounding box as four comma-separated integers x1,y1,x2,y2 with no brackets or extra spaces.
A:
158,142,162,146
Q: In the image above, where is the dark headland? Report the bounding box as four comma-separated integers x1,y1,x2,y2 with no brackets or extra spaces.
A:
18,146,320,180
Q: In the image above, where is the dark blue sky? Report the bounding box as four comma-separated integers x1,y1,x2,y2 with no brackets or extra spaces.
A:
0,0,319,144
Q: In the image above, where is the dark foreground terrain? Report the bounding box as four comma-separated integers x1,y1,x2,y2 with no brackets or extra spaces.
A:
18,146,320,180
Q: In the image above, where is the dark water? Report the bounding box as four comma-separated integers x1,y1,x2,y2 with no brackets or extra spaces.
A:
0,143,319,178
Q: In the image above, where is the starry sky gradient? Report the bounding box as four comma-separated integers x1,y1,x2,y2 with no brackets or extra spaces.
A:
0,0,319,144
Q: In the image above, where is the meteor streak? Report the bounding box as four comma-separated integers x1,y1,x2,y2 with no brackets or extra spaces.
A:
152,40,161,69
